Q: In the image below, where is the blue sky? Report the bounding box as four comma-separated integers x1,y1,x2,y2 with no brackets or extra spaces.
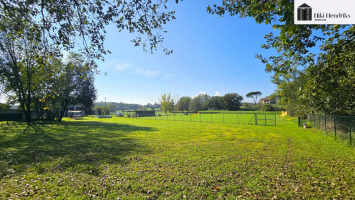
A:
94,1,279,105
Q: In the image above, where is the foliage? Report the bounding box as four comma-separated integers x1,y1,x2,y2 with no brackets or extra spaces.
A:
53,53,90,122
246,91,262,105
270,68,308,116
242,102,254,108
203,96,222,110
261,104,273,111
175,96,191,112
94,106,109,115
0,30,56,122
95,102,146,111
300,61,355,115
108,104,116,112
0,103,10,109
219,93,243,111
189,94,210,112
207,0,355,115
158,92,172,115
76,73,97,112
1,0,181,71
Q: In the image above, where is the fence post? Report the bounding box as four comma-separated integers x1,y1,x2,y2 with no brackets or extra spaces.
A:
275,114,276,126
254,113,257,125
223,114,224,123
167,114,168,121
211,114,212,123
200,113,201,122
325,115,327,132
334,115,337,138
319,114,320,129
298,116,300,127
237,113,239,124
265,114,266,126
174,114,175,121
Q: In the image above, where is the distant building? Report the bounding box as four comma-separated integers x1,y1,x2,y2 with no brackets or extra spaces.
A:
259,96,277,105
64,104,85,116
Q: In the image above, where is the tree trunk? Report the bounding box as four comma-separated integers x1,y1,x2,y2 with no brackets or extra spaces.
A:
58,97,70,123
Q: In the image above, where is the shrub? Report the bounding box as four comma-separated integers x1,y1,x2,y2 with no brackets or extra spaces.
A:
285,103,296,117
272,106,283,111
261,104,273,111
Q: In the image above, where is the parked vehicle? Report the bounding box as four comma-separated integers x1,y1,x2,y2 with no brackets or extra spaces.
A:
116,112,123,117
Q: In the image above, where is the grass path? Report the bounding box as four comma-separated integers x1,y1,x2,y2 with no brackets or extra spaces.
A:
1,116,355,199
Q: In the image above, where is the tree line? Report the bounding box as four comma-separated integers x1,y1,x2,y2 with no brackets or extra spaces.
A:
94,102,161,113
2,0,353,119
0,43,97,122
159,92,244,114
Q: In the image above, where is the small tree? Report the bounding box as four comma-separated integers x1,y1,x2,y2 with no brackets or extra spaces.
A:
102,106,110,115
158,92,171,115
108,103,116,112
246,91,262,105
176,97,191,112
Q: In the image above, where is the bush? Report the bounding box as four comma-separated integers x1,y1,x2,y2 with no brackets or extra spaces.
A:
285,103,296,117
272,106,283,111
94,106,110,115
261,104,273,111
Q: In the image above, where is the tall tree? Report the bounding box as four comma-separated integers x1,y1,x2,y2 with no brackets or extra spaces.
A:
220,93,243,111
207,1,355,115
0,30,57,122
189,93,210,112
76,73,97,114
246,91,262,105
55,53,88,122
176,96,191,112
158,92,171,115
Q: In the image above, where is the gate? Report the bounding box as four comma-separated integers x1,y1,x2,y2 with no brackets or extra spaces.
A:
248,113,276,126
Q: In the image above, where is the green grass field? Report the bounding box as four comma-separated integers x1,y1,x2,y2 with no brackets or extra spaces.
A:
1,114,355,199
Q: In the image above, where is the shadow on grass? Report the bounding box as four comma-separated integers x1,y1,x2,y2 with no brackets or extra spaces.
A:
0,121,157,178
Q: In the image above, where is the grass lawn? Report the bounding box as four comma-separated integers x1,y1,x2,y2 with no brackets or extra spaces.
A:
1,115,355,199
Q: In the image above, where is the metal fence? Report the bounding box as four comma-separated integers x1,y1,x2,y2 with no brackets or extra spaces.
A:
304,114,355,145
124,113,277,126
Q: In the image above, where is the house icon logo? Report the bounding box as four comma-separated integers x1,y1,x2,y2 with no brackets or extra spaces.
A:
297,3,312,21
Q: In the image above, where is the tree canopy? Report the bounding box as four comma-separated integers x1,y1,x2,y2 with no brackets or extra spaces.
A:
1,0,181,71
246,91,262,105
158,92,172,115
175,97,191,112
207,0,355,115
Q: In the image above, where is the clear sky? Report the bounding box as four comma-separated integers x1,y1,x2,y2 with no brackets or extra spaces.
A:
94,1,279,105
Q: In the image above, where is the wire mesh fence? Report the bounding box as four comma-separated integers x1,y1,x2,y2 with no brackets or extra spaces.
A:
124,113,277,126
305,114,355,145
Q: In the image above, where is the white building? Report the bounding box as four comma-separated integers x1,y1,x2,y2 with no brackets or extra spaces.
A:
64,104,85,116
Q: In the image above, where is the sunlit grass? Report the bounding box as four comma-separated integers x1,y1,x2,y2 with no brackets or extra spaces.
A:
1,115,355,199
